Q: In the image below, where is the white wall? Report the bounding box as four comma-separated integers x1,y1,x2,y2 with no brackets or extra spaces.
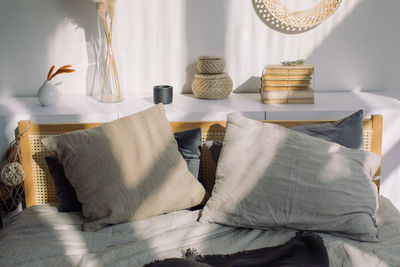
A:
0,0,399,99
1,0,400,213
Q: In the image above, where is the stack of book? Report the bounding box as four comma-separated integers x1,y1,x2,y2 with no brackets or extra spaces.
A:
260,64,314,104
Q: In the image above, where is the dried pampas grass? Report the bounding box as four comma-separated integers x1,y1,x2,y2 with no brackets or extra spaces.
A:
93,0,121,100
47,65,75,81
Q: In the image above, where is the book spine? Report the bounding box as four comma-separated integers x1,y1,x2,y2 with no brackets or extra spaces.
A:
261,98,315,104
261,98,289,104
287,98,315,104
263,68,314,75
287,89,314,98
262,75,312,80
261,86,311,91
262,80,311,86
260,92,314,99
260,90,288,99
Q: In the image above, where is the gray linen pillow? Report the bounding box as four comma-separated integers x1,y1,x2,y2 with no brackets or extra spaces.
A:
42,104,207,231
199,113,381,242
205,109,365,167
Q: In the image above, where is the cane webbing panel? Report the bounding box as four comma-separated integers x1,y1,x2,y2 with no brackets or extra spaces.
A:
201,131,225,193
19,116,382,207
29,134,57,205
363,129,373,153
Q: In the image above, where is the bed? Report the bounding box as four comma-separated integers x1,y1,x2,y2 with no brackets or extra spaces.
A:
1,106,400,267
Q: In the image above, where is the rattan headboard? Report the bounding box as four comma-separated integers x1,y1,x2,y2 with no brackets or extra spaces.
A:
18,115,383,208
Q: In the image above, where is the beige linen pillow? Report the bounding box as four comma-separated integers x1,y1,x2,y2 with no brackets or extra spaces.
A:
199,113,381,242
42,104,207,231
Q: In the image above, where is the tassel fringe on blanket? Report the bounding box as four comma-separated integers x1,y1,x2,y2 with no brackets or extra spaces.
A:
144,231,329,267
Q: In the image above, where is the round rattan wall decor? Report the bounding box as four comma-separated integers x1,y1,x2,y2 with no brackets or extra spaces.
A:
252,0,342,34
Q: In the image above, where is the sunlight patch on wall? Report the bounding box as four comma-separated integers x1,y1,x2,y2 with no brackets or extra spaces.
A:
0,83,12,101
46,19,88,95
225,0,363,92
52,0,364,96
114,0,187,95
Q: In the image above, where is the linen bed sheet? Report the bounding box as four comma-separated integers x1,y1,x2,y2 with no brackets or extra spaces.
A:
1,195,400,267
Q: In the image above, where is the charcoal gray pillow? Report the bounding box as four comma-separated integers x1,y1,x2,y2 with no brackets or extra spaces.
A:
200,113,380,242
46,128,204,213
205,110,364,165
292,109,364,149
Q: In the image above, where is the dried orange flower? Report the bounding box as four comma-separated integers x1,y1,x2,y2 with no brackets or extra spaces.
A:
47,65,75,81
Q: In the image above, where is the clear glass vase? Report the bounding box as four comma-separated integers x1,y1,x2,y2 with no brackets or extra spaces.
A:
93,16,123,103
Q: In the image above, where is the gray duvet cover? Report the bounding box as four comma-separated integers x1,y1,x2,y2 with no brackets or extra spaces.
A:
1,195,400,267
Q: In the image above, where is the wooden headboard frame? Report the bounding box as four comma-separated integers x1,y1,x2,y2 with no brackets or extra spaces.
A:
18,115,383,208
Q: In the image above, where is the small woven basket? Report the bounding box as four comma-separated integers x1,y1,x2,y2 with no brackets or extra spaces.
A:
192,73,232,99
197,56,226,74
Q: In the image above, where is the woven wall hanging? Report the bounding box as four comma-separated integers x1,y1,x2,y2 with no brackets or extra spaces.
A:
252,0,342,34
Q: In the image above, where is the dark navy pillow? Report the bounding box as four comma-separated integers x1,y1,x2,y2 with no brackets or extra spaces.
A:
206,110,364,165
174,128,202,179
46,128,203,212
45,156,82,212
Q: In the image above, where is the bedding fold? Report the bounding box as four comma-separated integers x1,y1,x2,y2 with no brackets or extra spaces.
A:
1,196,400,267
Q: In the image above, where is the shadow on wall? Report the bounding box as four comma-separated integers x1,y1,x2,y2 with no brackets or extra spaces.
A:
182,0,227,94
233,76,261,93
223,0,399,96
182,62,197,94
0,1,62,97
0,0,99,97
59,0,100,96
307,0,400,97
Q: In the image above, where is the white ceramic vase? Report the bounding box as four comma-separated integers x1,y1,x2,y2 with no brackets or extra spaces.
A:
37,80,60,106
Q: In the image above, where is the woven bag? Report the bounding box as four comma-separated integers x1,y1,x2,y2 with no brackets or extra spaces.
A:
192,73,232,99
0,122,30,213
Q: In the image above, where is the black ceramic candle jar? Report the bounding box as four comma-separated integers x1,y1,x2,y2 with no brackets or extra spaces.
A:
153,85,173,104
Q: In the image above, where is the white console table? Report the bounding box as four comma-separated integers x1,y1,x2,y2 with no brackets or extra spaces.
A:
1,91,400,210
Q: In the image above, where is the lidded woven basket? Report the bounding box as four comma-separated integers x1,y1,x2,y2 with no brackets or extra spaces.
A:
192,73,232,99
197,56,226,74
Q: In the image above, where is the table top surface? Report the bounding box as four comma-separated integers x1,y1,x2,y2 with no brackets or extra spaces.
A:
0,92,399,121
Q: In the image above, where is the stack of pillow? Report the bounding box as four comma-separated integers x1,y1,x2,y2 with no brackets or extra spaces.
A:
42,104,208,231
43,106,380,242
200,110,380,242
